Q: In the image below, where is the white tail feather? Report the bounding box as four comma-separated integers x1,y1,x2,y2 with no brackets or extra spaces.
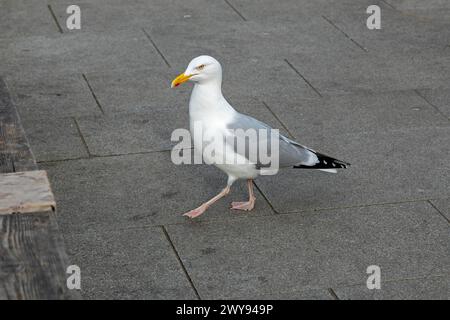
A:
319,169,337,173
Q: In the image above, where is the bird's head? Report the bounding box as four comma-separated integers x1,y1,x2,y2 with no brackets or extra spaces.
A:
171,55,222,88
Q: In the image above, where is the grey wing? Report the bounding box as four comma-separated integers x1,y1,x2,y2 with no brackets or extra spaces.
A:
225,112,318,168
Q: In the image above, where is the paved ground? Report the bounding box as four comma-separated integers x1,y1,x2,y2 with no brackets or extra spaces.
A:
1,0,449,299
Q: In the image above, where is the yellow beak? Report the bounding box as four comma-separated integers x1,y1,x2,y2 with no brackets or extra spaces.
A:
171,73,193,88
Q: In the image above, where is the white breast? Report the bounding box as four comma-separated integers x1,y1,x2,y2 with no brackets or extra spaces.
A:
188,87,259,181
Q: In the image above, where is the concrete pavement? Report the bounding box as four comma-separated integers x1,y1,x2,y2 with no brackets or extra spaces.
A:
1,0,449,299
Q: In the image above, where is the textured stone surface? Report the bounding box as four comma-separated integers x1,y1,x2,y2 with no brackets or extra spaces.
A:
430,198,450,222
63,226,197,299
22,118,88,162
5,72,100,120
75,109,188,156
0,1,58,39
0,170,55,214
83,67,184,114
285,51,450,95
323,2,450,53
238,288,334,300
3,0,450,299
42,152,274,233
0,30,163,77
334,276,450,300
416,88,450,119
264,90,449,137
147,21,320,99
384,0,450,21
48,0,243,33
255,126,450,213
166,202,449,299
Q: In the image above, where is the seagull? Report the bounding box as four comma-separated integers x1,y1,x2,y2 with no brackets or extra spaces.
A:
171,55,349,218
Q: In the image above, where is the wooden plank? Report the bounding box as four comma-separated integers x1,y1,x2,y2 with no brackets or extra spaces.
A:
0,170,55,215
0,78,80,299
0,211,80,299
0,77,36,173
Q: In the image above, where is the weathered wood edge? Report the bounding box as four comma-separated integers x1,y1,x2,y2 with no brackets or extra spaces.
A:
0,210,81,299
0,170,56,215
0,77,81,299
0,77,37,173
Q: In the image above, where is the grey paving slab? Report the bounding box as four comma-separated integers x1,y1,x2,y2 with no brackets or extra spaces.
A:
62,226,197,299
255,126,450,213
48,0,242,33
76,108,188,156
223,58,320,101
22,117,88,162
286,48,450,95
143,21,256,69
75,97,290,156
270,16,360,57
41,152,273,233
233,288,333,300
145,17,307,62
86,55,318,114
253,5,450,93
416,88,450,119
264,90,449,138
324,4,450,55
430,198,450,222
230,0,394,24
226,0,321,23
166,202,450,299
166,0,247,23
86,57,314,115
0,29,163,77
48,0,156,33
84,67,187,114
384,0,450,21
145,11,268,63
3,0,449,300
0,1,58,39
386,0,450,10
318,2,450,93
5,72,100,120
334,276,450,300
146,14,358,71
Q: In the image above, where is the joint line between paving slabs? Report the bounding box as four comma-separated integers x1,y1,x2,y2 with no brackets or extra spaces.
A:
380,0,396,10
284,59,322,97
224,0,247,21
142,29,171,68
47,5,63,34
274,198,446,216
73,117,92,157
261,101,296,139
252,181,279,214
428,200,450,224
36,149,178,164
37,157,88,164
161,226,202,299
82,74,105,115
328,288,340,300
414,89,450,121
322,15,368,53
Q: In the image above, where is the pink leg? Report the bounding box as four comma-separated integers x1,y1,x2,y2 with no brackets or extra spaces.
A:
231,179,256,211
183,186,231,219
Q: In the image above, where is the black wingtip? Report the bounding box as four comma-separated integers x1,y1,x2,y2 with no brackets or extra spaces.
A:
293,152,350,170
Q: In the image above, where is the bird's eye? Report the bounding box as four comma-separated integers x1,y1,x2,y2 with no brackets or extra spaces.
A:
197,64,206,70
